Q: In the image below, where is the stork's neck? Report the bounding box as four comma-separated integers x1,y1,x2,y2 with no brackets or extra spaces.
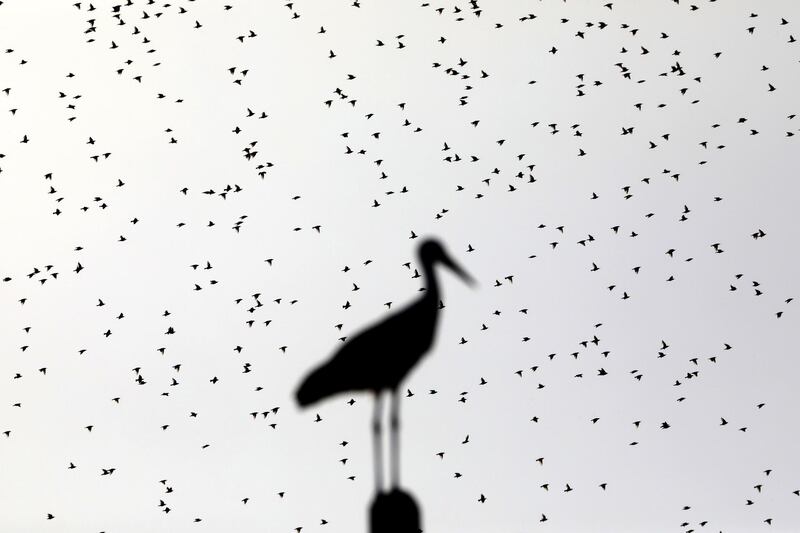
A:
422,260,439,303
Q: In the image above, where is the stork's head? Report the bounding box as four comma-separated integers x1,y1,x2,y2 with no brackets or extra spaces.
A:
419,239,475,286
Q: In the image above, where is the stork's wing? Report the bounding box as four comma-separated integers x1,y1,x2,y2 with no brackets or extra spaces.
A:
297,296,435,404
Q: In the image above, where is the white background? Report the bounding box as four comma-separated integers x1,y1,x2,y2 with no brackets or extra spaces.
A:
1,1,799,532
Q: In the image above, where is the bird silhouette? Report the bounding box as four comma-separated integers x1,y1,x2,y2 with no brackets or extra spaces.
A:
296,238,473,494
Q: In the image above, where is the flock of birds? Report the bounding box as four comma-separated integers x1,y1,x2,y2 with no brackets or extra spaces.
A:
1,1,798,532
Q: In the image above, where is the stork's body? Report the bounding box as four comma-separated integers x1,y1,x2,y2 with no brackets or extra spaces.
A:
296,239,473,492
297,272,440,401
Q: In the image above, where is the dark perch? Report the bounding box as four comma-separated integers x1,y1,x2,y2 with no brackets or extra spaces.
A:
370,489,422,533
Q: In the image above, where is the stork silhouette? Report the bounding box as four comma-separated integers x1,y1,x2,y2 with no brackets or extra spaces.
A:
296,238,474,498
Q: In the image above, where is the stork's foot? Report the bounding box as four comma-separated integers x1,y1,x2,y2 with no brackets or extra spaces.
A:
370,488,421,533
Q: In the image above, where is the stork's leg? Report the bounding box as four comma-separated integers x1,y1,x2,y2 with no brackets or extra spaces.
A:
372,391,384,493
389,388,400,489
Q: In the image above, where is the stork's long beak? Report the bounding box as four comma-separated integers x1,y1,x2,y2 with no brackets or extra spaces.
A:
440,251,475,287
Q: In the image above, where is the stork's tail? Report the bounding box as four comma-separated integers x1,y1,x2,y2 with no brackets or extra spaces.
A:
296,363,339,407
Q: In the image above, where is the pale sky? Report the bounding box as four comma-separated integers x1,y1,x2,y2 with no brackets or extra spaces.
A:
1,1,799,532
